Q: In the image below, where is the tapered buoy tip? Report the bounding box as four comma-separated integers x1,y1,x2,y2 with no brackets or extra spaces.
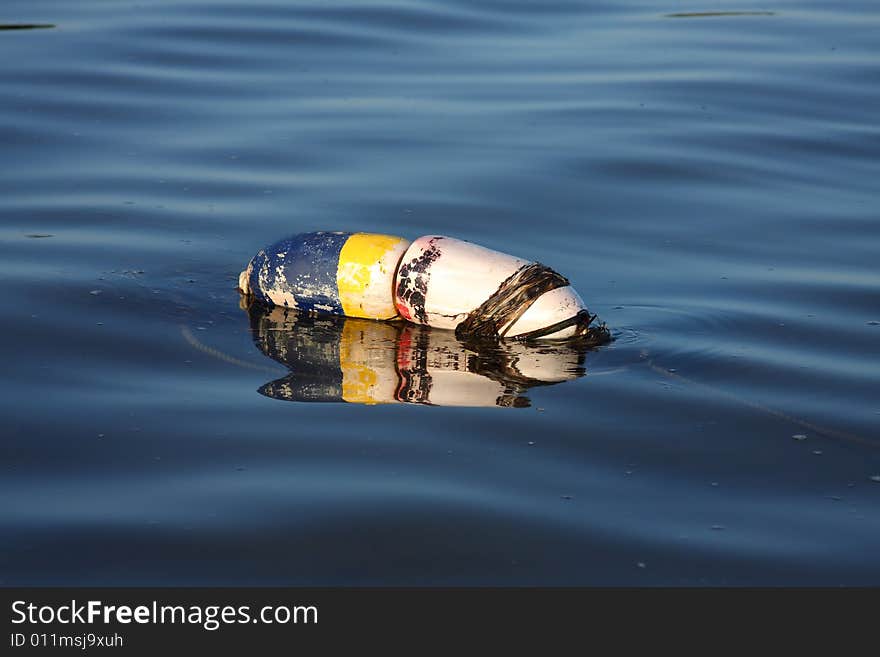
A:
237,266,251,295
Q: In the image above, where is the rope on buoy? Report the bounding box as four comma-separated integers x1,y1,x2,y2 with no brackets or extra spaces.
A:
180,324,284,375
455,262,611,344
511,309,607,343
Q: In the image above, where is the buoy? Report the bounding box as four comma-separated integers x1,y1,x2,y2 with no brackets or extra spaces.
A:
248,305,588,407
241,232,607,342
238,231,410,320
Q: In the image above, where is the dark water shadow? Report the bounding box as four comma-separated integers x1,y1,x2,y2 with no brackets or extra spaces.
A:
664,12,775,18
247,304,597,408
0,24,55,31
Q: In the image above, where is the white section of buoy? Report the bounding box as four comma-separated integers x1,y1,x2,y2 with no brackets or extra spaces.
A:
394,235,588,340
504,286,585,340
395,236,526,328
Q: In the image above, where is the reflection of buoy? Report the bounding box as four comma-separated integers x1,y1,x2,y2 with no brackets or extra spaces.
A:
248,305,588,408
393,323,586,407
241,232,608,343
239,231,410,320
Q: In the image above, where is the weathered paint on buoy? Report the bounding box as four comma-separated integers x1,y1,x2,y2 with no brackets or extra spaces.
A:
394,235,588,340
248,305,587,407
239,231,410,320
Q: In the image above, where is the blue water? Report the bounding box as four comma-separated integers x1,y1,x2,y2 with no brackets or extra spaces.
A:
1,0,878,585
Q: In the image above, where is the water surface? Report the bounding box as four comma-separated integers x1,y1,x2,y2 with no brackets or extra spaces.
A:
1,0,879,585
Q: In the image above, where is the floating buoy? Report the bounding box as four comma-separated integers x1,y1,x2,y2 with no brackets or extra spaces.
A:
240,231,608,342
248,305,588,407
238,231,410,320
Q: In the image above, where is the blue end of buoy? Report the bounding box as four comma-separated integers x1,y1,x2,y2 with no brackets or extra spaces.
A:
247,231,351,313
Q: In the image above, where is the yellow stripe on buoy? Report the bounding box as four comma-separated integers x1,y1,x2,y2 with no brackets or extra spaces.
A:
337,233,410,320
